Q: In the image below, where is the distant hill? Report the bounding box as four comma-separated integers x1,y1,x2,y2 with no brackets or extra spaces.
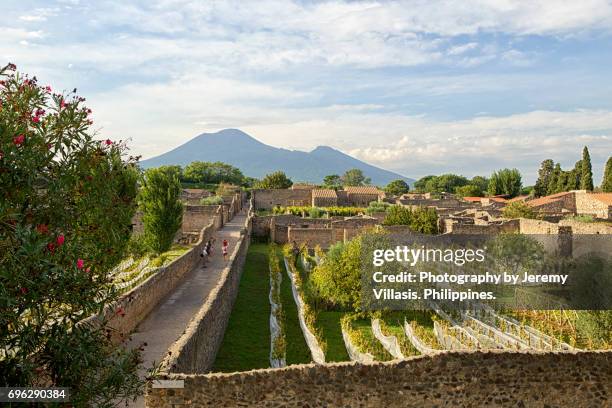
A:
140,129,414,186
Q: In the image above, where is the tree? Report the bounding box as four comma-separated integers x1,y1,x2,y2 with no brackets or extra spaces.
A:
547,163,561,195
157,165,183,180
455,184,483,197
383,205,439,234
384,179,410,196
341,168,371,186
0,63,142,404
581,146,594,191
256,171,293,189
182,161,245,185
569,160,582,190
602,157,612,192
502,201,537,219
488,168,522,198
414,175,436,192
139,167,184,253
534,159,554,197
323,174,342,189
470,176,489,192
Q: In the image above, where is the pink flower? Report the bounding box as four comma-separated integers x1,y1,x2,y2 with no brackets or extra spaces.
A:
45,85,52,93
32,116,40,123
36,224,49,235
56,235,65,246
60,100,66,109
47,242,55,253
85,267,91,273
76,259,84,269
20,287,28,295
105,139,112,146
13,135,25,146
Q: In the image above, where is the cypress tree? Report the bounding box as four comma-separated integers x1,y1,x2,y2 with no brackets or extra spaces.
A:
580,146,594,191
569,160,582,190
556,171,569,193
602,156,612,192
534,159,554,197
547,163,561,195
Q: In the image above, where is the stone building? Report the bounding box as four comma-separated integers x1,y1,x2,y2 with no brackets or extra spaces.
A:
311,189,338,207
342,186,385,206
525,190,612,219
575,192,612,219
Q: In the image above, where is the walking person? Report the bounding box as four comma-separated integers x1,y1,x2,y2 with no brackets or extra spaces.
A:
222,239,229,262
200,244,209,269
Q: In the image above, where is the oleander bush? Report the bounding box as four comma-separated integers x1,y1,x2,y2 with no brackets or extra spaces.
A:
0,63,142,405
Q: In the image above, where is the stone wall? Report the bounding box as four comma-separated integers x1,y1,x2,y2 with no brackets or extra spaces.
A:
182,205,222,233
159,214,253,374
288,227,334,249
447,220,519,234
83,222,217,344
252,189,311,210
146,350,612,407
575,191,611,219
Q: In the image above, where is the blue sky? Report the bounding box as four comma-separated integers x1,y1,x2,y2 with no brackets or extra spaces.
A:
2,0,611,184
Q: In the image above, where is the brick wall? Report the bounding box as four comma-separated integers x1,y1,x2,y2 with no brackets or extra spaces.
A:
145,351,612,407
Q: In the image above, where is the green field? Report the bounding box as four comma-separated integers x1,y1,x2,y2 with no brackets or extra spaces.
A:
317,311,350,362
212,243,271,372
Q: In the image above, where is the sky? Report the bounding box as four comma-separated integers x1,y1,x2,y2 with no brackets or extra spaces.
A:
1,0,611,184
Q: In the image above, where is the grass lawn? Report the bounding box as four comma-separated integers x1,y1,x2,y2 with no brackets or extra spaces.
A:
317,311,350,362
212,243,271,372
279,250,312,365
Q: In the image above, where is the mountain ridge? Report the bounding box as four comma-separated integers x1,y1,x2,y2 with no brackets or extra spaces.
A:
140,129,413,186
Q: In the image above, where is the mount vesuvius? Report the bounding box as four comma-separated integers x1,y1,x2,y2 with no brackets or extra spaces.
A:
139,129,413,186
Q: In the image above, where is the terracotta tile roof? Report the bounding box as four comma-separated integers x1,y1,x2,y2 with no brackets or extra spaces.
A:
526,191,572,207
312,189,337,198
344,186,383,195
591,193,612,206
462,197,483,202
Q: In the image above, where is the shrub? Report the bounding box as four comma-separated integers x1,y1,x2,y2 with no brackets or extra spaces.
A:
366,201,390,214
308,206,323,218
383,205,438,234
200,195,224,205
502,201,536,219
126,234,150,259
0,63,141,404
273,206,366,217
139,167,183,254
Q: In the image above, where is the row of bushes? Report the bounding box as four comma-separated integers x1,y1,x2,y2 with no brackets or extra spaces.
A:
282,243,328,355
268,245,286,362
272,206,367,217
